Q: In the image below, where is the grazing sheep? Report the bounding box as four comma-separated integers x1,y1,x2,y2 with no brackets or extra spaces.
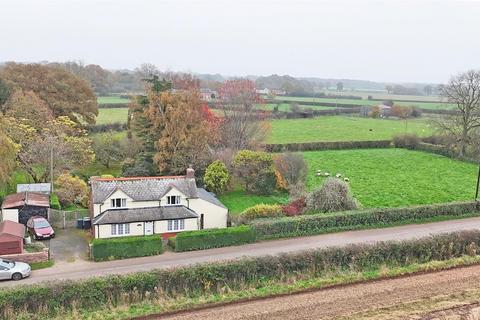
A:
336,173,342,178
344,177,350,182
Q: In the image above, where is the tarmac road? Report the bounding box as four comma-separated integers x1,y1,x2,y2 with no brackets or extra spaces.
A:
2,216,480,288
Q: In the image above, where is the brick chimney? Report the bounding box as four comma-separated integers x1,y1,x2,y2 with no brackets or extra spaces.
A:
186,166,195,179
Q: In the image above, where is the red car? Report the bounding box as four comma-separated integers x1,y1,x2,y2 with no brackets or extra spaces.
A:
26,216,55,240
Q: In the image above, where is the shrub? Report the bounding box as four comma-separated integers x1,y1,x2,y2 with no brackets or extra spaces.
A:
274,169,288,191
369,105,381,118
282,198,306,216
393,133,420,149
250,201,479,240
273,153,308,190
204,160,230,195
173,226,256,251
306,178,358,213
241,204,284,221
3,230,480,319
233,150,276,195
391,105,412,119
411,107,422,117
91,235,164,261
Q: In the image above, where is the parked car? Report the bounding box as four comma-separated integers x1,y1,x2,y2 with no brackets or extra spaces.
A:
0,259,31,281
26,216,55,240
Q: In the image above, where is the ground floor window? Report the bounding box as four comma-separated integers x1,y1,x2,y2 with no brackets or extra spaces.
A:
111,223,130,235
168,219,185,231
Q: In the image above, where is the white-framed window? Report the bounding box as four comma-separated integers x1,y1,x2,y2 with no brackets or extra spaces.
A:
111,223,130,235
167,219,185,231
111,198,127,208
166,195,181,205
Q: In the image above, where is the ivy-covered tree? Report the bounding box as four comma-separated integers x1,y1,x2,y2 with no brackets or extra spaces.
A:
204,160,230,194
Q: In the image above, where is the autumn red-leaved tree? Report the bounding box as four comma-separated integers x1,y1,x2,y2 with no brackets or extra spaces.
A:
217,79,270,151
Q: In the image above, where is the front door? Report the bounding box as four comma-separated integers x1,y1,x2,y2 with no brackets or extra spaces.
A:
200,214,204,230
145,221,154,235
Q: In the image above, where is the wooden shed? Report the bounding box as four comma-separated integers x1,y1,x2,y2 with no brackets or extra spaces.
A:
1,192,50,225
0,220,25,255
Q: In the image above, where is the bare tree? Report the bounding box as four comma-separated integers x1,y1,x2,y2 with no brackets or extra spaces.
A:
217,79,270,151
438,70,480,157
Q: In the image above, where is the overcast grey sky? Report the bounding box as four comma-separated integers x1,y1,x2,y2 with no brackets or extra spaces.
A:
1,0,479,83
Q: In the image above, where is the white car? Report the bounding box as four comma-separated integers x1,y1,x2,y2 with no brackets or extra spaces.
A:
0,259,31,281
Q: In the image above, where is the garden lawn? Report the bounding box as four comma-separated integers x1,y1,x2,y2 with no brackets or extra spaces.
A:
303,148,478,208
268,116,435,144
273,96,456,110
219,186,289,214
96,108,128,125
97,96,130,104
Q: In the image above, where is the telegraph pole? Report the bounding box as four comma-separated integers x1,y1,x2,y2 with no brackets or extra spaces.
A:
50,147,54,193
476,163,480,201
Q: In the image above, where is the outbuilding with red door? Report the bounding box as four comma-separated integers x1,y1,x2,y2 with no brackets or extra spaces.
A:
0,220,25,255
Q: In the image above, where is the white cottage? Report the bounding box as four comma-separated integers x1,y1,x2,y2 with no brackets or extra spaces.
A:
90,168,228,239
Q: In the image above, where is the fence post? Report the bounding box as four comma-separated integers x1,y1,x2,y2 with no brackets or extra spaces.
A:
63,211,66,229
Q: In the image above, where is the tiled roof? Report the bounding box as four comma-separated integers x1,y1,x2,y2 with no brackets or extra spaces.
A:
92,205,198,225
91,176,198,204
196,188,227,209
17,183,51,194
1,192,50,209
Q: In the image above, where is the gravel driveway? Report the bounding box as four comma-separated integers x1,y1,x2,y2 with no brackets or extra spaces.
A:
46,228,90,263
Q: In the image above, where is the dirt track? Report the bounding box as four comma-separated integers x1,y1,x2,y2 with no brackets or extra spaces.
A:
156,264,480,320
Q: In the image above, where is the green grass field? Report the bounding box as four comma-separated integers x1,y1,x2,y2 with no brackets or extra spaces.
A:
303,149,478,208
268,116,435,144
272,96,455,110
97,96,130,104
96,108,128,124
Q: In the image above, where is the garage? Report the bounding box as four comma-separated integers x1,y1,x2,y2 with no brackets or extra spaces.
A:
0,220,25,255
1,192,50,225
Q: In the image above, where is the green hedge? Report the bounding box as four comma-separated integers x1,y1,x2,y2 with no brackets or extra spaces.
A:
250,201,480,240
49,194,61,210
3,230,480,319
91,235,164,261
265,140,392,152
173,226,256,252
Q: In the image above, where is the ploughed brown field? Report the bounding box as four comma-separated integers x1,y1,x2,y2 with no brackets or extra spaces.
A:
157,264,480,320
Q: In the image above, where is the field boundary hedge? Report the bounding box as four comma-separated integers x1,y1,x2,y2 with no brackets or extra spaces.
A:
3,230,480,319
87,123,127,133
91,235,164,261
171,225,256,252
265,140,392,152
249,201,480,240
98,103,129,109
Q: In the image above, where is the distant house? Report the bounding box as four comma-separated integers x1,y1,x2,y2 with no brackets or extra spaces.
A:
16,183,52,195
256,88,270,95
271,89,286,96
0,220,25,255
1,192,50,225
200,89,217,102
90,168,228,239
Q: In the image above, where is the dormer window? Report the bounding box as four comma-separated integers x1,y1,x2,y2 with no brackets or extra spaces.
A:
111,198,126,208
166,195,180,205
